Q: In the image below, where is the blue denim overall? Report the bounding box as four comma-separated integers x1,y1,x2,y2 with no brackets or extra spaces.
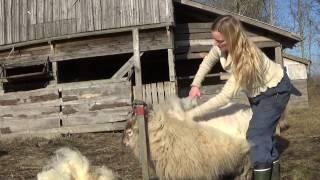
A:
247,69,292,169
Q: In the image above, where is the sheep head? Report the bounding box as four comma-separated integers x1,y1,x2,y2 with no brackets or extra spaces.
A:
122,116,138,148
122,96,197,147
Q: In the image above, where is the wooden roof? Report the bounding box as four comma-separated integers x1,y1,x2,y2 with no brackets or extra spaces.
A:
174,0,302,45
283,53,311,65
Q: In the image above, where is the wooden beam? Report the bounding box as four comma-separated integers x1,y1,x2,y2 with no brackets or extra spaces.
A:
112,53,144,79
0,22,173,52
132,28,150,180
255,41,281,48
0,65,4,94
0,122,127,139
275,46,283,66
167,27,176,83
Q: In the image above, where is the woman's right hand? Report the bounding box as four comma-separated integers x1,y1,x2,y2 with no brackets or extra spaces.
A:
189,86,201,98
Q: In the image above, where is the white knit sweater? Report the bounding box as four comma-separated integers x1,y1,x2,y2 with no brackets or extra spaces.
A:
188,45,284,117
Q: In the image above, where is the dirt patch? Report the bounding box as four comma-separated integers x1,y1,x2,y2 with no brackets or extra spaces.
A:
0,133,142,180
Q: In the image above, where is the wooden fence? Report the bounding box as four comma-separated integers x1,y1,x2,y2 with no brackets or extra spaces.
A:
0,79,131,135
133,81,176,105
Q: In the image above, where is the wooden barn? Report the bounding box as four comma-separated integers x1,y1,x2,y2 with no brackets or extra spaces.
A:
0,0,303,136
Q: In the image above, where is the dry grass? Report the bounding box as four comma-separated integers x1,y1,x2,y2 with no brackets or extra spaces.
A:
280,77,320,180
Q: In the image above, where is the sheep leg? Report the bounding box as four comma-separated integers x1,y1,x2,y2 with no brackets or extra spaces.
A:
237,156,252,180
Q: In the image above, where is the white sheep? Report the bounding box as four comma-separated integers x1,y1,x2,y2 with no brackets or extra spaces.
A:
123,96,252,180
37,147,117,180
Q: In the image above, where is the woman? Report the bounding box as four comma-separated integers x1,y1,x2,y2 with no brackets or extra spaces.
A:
187,15,292,180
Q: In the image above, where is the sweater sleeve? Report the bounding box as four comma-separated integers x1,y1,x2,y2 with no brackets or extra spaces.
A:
191,46,221,87
187,74,237,117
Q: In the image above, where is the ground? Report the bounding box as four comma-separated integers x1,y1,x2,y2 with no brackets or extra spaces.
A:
0,79,319,180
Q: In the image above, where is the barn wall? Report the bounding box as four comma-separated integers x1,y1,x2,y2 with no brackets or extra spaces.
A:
0,0,174,46
0,28,171,63
284,58,308,80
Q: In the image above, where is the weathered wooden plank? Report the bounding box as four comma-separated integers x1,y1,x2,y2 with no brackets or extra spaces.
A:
159,0,167,23
0,122,127,138
80,0,87,32
157,82,165,103
0,114,60,133
60,0,68,35
62,94,131,106
133,29,142,100
12,0,20,43
5,0,13,44
52,27,170,61
62,97,131,110
0,0,5,45
43,0,51,38
166,0,174,23
62,106,131,126
133,28,150,180
61,82,131,102
138,0,145,24
74,0,81,32
114,0,121,28
132,0,139,26
56,78,128,90
49,61,58,85
170,81,176,95
67,0,76,34
164,81,171,98
53,0,60,36
112,55,135,79
151,83,158,104
0,105,60,119
20,0,28,42
255,41,281,48
145,83,152,105
112,53,144,79
152,0,160,24
61,89,130,103
120,0,126,27
275,46,283,65
143,0,152,25
0,44,51,62
0,88,59,106
167,28,176,82
92,0,101,31
142,83,146,102
27,0,36,40
36,0,44,39
0,22,171,52
87,0,94,31
100,0,107,29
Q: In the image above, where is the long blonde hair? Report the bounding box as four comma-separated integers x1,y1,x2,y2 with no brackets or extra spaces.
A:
211,15,265,91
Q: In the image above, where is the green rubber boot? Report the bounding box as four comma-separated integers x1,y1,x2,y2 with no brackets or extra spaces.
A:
253,168,272,180
271,160,280,180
